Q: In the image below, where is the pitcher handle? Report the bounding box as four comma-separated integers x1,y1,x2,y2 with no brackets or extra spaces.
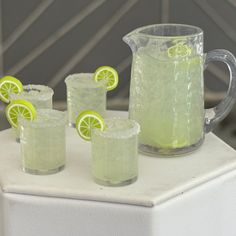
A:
204,49,236,133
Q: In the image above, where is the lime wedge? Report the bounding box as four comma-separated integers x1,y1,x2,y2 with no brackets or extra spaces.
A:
0,76,23,103
94,66,119,91
167,43,191,58
76,110,105,141
5,99,37,128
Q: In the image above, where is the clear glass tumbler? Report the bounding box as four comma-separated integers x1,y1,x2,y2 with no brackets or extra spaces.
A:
91,118,140,186
65,73,106,127
19,109,66,175
10,84,54,142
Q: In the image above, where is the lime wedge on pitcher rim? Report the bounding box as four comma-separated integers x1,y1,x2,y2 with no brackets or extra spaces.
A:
5,99,37,128
94,66,119,91
167,43,191,58
76,110,105,141
0,76,23,103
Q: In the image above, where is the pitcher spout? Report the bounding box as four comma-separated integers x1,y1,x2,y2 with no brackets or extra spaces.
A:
123,30,140,53
123,28,150,53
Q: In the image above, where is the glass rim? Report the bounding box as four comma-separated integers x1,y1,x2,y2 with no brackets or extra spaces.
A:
128,23,203,39
19,109,66,128
23,84,54,94
92,117,140,139
10,84,54,101
65,73,107,88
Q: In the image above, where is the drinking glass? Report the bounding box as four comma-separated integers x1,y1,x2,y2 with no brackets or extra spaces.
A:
19,109,66,175
65,73,106,127
91,118,140,186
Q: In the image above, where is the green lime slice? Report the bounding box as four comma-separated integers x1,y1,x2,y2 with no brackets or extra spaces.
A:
76,110,105,141
94,66,119,91
5,99,37,128
167,43,192,58
0,76,23,103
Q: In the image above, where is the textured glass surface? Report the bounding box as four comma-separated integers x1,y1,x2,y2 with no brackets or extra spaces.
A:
129,48,204,152
91,118,140,186
20,109,66,175
124,22,236,154
65,73,106,126
124,24,208,155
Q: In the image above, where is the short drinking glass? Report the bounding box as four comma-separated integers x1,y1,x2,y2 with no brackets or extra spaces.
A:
65,73,106,127
91,118,140,186
20,109,66,175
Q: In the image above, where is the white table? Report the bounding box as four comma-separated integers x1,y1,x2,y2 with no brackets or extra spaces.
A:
1,110,236,236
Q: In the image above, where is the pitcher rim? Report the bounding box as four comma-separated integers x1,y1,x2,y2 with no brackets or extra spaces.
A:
126,23,203,39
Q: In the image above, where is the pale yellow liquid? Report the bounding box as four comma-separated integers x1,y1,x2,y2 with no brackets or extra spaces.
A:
129,48,204,150
20,110,65,174
91,119,138,186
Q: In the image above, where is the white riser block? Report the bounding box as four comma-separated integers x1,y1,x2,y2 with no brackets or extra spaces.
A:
152,170,236,236
2,193,152,236
2,169,236,236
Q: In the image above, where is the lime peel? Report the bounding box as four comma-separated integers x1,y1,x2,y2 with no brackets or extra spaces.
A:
76,110,105,141
0,76,23,103
94,66,119,91
167,43,192,58
5,99,37,128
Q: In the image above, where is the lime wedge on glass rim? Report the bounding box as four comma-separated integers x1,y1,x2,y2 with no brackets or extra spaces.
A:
76,110,105,141
93,66,119,91
0,76,23,103
167,43,192,58
5,99,37,128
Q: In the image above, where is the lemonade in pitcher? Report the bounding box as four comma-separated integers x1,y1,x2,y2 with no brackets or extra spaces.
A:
129,45,204,153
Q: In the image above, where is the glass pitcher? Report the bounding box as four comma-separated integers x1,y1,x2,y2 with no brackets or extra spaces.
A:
123,24,236,156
